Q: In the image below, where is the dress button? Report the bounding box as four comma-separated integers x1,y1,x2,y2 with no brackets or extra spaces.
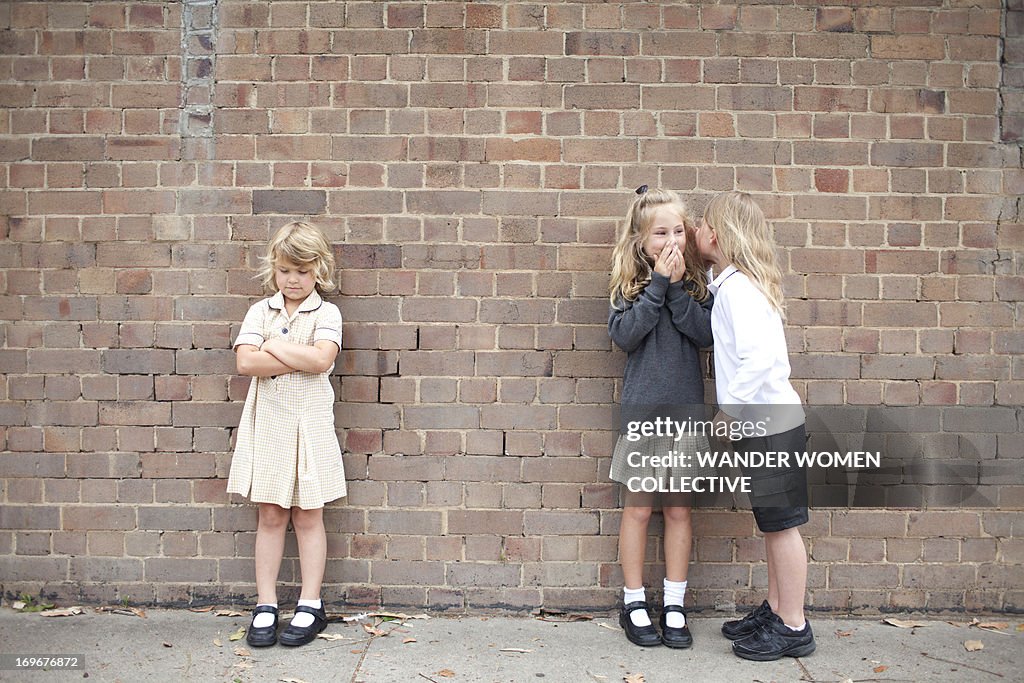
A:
281,327,288,334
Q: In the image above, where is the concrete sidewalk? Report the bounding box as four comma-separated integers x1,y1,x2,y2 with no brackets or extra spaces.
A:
0,606,1021,682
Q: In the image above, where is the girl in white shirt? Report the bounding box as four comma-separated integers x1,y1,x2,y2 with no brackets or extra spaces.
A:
696,191,816,662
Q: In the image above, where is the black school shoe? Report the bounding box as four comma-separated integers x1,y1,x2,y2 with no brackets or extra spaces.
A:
659,605,693,648
732,613,816,661
246,605,279,647
722,600,773,640
279,604,328,647
619,601,662,647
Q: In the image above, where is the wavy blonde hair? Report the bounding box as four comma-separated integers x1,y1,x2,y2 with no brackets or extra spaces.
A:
609,188,709,308
258,221,337,293
703,191,785,317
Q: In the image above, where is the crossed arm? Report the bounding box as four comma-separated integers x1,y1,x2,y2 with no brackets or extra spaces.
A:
236,338,340,377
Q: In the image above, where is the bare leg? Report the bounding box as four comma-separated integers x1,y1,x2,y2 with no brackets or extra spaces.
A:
764,527,807,626
291,507,327,601
255,503,291,605
766,541,779,611
619,493,654,589
661,505,692,583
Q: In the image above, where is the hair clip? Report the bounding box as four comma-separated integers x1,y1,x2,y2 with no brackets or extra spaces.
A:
635,184,648,195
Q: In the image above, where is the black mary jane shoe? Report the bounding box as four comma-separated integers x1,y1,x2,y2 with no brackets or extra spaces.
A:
279,603,328,647
659,604,693,649
619,601,662,647
246,605,279,647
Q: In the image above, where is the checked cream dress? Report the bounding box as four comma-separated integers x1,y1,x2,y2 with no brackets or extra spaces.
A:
227,290,347,509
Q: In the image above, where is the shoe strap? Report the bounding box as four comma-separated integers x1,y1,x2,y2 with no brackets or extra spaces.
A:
622,600,650,613
294,604,325,618
662,604,685,614
253,605,278,616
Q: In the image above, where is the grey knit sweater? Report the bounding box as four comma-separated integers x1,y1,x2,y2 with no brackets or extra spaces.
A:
608,272,714,422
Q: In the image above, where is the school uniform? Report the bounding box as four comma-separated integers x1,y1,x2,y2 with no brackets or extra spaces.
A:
608,272,715,486
227,290,347,510
708,265,807,531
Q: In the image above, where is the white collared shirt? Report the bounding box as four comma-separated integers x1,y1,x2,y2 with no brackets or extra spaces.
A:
708,265,804,434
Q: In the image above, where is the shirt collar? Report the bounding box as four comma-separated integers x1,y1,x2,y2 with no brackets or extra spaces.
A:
268,289,323,315
708,264,739,295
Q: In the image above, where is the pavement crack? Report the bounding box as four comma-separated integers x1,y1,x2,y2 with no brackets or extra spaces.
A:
348,638,372,683
919,651,1005,678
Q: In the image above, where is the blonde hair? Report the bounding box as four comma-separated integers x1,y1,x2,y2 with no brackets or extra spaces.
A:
258,221,337,293
609,188,709,308
703,191,785,316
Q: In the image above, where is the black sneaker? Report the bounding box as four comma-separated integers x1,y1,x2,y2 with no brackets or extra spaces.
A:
721,600,773,640
619,601,662,647
732,613,816,661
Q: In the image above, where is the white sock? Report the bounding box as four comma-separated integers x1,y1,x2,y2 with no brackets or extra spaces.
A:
786,621,806,632
663,579,687,628
623,587,651,627
252,603,276,629
291,598,322,629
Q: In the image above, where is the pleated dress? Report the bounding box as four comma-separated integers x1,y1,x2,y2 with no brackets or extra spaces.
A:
227,290,347,509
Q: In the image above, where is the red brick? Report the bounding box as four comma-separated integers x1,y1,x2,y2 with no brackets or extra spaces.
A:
871,35,945,60
795,87,867,112
815,168,849,193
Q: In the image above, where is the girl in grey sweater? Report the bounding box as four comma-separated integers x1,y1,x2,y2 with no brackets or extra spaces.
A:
608,187,714,649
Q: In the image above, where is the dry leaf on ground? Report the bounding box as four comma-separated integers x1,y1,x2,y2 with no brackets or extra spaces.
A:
213,638,223,647
11,601,27,610
316,632,348,641
1017,624,1024,632
535,608,593,622
499,648,532,653
342,611,371,622
189,606,214,613
624,674,646,683
40,606,84,617
233,646,251,657
403,637,416,644
363,623,387,637
96,606,146,618
280,678,310,683
216,609,244,617
873,665,888,673
228,626,246,641
367,611,430,621
964,640,984,651
882,618,929,628
435,669,456,678
975,622,1009,631
835,629,853,637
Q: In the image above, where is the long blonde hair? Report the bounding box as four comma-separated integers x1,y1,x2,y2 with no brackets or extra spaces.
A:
703,191,785,316
258,221,337,293
609,188,709,308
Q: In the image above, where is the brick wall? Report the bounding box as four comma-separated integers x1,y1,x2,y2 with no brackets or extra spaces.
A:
1,1,1022,614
